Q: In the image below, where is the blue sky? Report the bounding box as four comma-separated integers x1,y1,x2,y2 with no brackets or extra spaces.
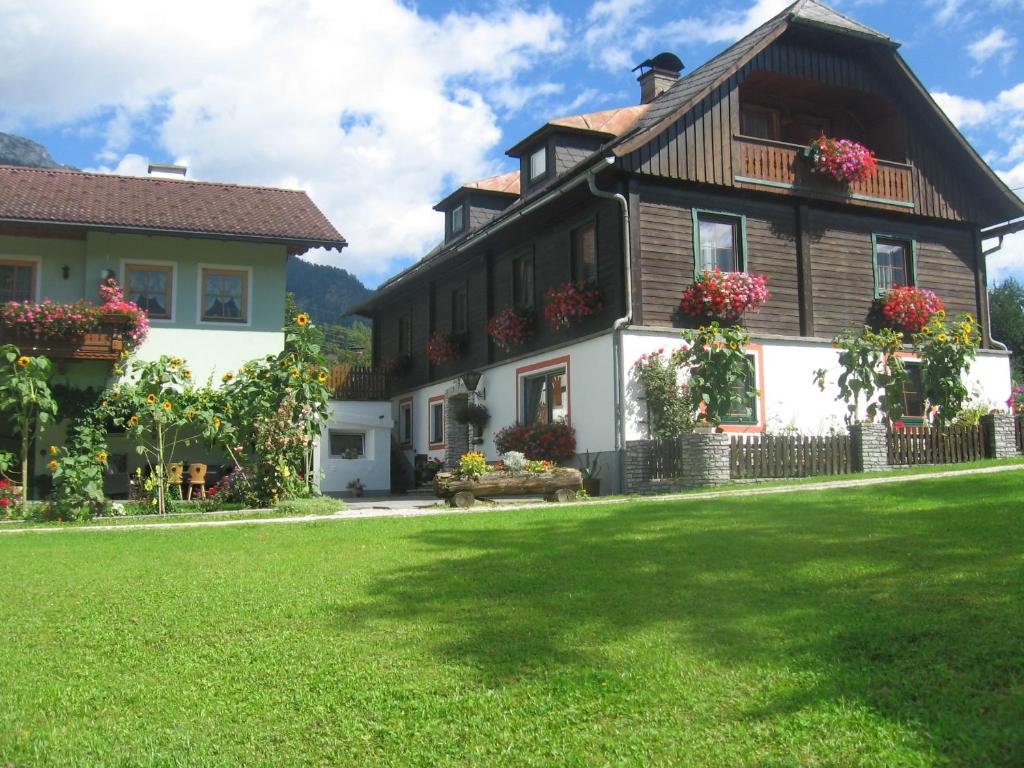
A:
1,0,1022,287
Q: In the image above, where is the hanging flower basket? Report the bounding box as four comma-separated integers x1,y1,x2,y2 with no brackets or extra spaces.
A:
426,330,465,365
381,355,413,376
807,135,878,184
878,285,944,332
542,282,603,331
680,270,769,322
487,308,534,351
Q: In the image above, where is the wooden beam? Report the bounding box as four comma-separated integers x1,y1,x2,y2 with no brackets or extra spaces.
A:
796,203,815,337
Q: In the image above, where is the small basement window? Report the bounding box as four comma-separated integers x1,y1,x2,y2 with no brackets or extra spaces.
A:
722,355,758,425
900,362,926,425
330,431,365,459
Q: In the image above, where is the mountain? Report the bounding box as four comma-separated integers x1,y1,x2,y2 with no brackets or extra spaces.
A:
0,132,70,169
286,257,373,327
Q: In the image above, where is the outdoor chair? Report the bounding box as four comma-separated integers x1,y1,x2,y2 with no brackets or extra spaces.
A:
186,463,207,500
166,463,184,500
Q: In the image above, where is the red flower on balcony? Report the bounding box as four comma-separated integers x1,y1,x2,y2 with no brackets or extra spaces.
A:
680,269,770,322
487,308,534,351
879,285,944,332
542,282,603,331
808,135,878,184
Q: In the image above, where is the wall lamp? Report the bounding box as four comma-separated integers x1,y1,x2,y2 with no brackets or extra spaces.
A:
461,370,485,399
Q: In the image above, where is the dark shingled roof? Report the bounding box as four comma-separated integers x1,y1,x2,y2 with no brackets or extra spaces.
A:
0,165,346,251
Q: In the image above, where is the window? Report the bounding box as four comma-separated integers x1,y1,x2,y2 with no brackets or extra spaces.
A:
398,399,413,446
398,314,412,357
740,105,780,140
429,399,445,447
789,113,832,145
529,146,547,181
901,363,926,424
0,260,36,303
512,253,534,310
873,236,915,295
451,286,468,334
450,204,465,236
329,431,365,458
571,222,597,285
693,211,744,275
125,263,172,318
201,268,248,323
722,355,758,425
522,368,567,425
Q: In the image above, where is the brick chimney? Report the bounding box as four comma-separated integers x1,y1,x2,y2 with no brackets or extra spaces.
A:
633,52,684,104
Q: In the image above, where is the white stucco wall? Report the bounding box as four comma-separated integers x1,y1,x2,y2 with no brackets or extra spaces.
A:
136,327,284,383
317,401,393,493
621,328,1015,438
393,333,617,464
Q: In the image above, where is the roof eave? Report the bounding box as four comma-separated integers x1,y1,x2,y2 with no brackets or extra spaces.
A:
432,186,518,212
506,124,615,158
789,17,899,48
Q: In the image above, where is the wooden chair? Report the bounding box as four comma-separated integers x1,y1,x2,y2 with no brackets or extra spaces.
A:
186,463,207,500
166,463,184,500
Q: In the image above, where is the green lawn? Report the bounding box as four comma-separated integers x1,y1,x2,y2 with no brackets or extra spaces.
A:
1,474,1021,767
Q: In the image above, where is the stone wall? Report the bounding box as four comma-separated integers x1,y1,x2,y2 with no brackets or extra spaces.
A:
624,440,685,495
624,433,730,492
850,422,889,472
981,413,1018,459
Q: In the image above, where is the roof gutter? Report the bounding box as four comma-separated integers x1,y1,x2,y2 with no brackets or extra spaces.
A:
981,234,1011,352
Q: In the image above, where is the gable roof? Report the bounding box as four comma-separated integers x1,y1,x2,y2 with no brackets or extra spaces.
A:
789,0,894,43
432,170,520,211
0,165,346,252
506,105,648,157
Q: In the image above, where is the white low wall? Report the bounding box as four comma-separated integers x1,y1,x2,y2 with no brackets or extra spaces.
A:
318,400,392,493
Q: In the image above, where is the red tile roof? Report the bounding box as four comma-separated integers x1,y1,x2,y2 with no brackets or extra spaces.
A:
506,104,649,156
462,170,521,196
0,165,346,251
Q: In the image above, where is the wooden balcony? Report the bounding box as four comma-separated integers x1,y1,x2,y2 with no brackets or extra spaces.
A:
734,135,914,212
328,365,392,401
2,312,133,361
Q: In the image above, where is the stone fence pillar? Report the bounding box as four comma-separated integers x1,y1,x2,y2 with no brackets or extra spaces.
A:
850,422,889,473
981,413,1017,459
678,432,731,488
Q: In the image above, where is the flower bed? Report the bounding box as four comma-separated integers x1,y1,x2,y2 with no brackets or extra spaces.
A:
487,308,534,351
879,285,944,332
680,270,769,322
494,421,576,462
432,450,581,506
807,135,877,183
543,282,603,331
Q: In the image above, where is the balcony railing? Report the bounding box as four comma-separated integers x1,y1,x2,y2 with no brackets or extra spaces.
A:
734,135,914,211
1,312,133,361
329,365,392,401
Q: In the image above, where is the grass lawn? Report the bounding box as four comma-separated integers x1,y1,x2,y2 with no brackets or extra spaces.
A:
1,474,1021,766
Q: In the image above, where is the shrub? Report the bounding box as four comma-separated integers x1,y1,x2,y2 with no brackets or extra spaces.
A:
680,270,770,322
879,285,945,333
542,282,603,331
674,323,754,427
502,451,527,474
632,347,694,438
813,326,907,425
494,421,576,462
808,135,877,183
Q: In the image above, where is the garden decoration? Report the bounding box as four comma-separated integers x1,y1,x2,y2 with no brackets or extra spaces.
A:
674,323,754,427
487,307,534,351
680,270,769,322
879,285,945,333
807,135,878,183
543,281,603,331
433,450,582,507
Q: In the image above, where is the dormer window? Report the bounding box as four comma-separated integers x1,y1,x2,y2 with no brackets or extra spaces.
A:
449,203,465,236
529,146,547,182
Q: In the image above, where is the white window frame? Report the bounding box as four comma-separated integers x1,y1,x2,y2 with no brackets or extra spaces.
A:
197,264,253,326
518,361,570,426
529,146,547,181
429,399,445,448
120,258,177,323
329,431,366,459
0,256,41,303
450,203,465,235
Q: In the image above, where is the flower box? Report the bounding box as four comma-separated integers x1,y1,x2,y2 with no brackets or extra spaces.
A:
432,467,582,507
543,282,603,331
680,270,770,322
488,308,534,351
877,285,944,332
2,311,135,361
807,135,878,184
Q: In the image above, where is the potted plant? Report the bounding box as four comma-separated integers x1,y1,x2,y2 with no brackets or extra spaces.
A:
680,269,770,322
346,478,365,497
806,135,878,184
577,451,601,496
453,401,490,441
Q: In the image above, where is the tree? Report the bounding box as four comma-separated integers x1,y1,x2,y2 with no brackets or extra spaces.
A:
990,277,1024,379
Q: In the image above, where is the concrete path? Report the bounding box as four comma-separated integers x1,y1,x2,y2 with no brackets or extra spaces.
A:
1,463,1021,536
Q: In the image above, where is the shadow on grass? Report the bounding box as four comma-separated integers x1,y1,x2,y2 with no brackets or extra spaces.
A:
340,475,1023,764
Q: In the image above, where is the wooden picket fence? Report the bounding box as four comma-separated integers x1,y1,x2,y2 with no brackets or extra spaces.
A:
648,438,684,480
730,434,852,479
886,424,985,466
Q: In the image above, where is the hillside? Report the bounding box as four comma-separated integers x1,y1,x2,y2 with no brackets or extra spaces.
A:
286,257,373,326
0,132,69,169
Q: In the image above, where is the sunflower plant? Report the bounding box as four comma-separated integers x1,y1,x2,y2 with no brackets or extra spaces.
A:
912,311,981,426
673,323,754,427
814,326,908,426
0,345,58,507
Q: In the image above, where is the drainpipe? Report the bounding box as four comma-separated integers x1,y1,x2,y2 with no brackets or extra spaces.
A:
585,157,632,493
982,236,1009,352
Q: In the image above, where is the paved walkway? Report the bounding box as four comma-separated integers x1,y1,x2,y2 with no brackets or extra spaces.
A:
2,463,1021,536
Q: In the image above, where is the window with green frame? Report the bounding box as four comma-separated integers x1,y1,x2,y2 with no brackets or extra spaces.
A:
721,354,758,425
872,234,917,297
900,362,926,425
691,209,747,278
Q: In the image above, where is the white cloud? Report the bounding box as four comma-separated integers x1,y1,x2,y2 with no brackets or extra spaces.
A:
583,0,652,72
932,91,995,127
986,231,1024,282
0,0,566,283
928,0,967,25
967,27,1017,67
660,0,791,45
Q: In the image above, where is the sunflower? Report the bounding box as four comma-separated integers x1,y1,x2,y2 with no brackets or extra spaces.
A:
183,369,192,379
146,393,157,404
97,451,108,464
937,333,949,343
162,401,173,411
129,415,139,426
213,417,222,429
729,341,738,350
48,444,59,456
16,356,29,367
290,369,301,379
186,409,196,421
48,460,58,472
111,390,120,400
101,400,108,408
222,372,234,383
317,370,328,383
296,313,310,327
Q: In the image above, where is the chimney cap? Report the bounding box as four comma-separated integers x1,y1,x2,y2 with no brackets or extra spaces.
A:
633,52,684,75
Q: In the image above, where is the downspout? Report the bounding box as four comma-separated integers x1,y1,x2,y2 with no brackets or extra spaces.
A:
983,236,1009,352
585,157,632,493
